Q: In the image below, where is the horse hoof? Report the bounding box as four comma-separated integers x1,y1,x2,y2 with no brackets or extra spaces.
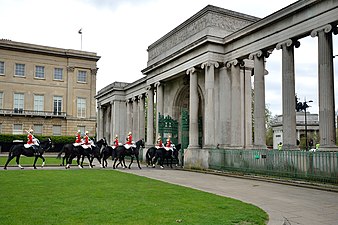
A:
4,167,7,170
160,166,164,169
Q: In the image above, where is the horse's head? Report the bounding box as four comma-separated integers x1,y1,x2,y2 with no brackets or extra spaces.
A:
136,139,145,149
41,138,53,151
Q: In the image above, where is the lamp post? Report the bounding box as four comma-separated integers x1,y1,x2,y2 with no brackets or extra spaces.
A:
303,99,313,151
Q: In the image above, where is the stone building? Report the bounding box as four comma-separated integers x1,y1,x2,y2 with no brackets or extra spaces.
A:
96,1,338,169
272,112,319,149
0,39,100,136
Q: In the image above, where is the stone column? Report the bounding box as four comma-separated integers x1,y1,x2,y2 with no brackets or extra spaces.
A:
146,86,154,146
311,24,336,149
155,82,164,137
126,99,132,137
219,65,231,147
226,59,242,147
110,101,114,145
249,50,267,149
276,39,298,150
138,94,145,141
132,96,139,140
186,67,199,148
243,63,253,148
201,61,219,147
97,103,104,140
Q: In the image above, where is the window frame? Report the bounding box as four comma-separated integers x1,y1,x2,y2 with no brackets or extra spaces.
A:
0,61,4,75
53,125,61,136
13,124,23,134
15,63,25,77
77,97,86,118
54,68,63,80
34,94,44,112
53,96,63,115
77,70,87,83
13,93,24,112
35,65,45,79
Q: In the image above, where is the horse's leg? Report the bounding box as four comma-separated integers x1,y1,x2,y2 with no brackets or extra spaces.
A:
113,157,118,169
152,155,158,168
128,156,134,169
33,156,39,169
136,156,142,169
80,155,85,168
16,155,24,169
4,155,15,170
40,156,46,168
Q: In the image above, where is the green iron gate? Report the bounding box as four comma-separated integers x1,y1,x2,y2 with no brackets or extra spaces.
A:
158,113,178,145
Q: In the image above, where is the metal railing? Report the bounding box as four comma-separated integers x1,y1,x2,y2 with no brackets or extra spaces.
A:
209,149,338,184
0,108,66,118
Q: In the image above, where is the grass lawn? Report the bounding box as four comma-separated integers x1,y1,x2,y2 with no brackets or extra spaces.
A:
0,155,86,167
0,169,268,225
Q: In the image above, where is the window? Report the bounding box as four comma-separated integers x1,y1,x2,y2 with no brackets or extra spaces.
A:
34,95,44,112
53,125,61,136
0,92,3,109
35,66,45,78
77,97,86,118
77,70,86,82
0,61,4,75
14,93,24,112
13,124,23,134
34,124,43,135
53,96,62,115
54,68,63,80
77,126,85,135
15,63,25,76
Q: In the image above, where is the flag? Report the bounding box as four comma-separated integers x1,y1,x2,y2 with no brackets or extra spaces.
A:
78,28,82,34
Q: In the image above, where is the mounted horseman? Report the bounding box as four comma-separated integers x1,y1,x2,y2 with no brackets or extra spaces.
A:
4,129,53,170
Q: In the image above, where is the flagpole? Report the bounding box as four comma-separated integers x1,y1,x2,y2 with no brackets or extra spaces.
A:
78,28,83,50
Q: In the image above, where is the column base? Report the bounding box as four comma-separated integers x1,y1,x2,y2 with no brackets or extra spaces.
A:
184,147,208,169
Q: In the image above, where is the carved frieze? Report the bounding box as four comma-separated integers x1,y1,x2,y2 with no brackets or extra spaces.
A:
148,10,255,61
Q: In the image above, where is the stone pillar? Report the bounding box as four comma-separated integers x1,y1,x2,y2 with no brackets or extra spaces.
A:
97,103,104,140
311,24,336,149
276,39,298,150
110,101,114,145
249,50,267,149
226,59,242,147
201,61,219,147
138,94,145,140
66,66,74,116
132,96,139,140
243,63,253,148
126,99,132,138
186,67,199,148
146,86,154,146
219,65,231,147
155,82,164,137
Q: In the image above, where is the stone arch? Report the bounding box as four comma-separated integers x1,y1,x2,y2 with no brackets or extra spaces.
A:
172,82,204,146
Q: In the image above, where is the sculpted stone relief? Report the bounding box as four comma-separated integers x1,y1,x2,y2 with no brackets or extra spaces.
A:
148,12,253,61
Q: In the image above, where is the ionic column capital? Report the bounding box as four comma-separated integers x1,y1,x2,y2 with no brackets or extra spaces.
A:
248,50,263,60
67,66,75,72
311,24,332,37
138,94,145,101
155,81,162,87
91,68,98,75
126,98,132,104
132,96,138,102
201,61,219,69
146,85,153,91
276,39,293,50
186,67,196,75
225,59,239,68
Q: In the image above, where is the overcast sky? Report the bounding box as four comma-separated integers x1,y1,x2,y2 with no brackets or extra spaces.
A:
1,0,337,116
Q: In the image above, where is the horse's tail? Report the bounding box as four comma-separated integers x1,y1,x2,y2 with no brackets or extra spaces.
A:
56,145,65,159
145,149,150,164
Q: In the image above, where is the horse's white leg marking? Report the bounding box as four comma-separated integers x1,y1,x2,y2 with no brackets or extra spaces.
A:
41,161,45,167
160,166,164,169
78,165,82,169
18,164,24,169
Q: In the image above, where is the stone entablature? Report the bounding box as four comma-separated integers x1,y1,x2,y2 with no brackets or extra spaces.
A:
146,5,259,66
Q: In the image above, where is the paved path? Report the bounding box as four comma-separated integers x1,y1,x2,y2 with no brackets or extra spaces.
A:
118,167,338,225
3,157,338,225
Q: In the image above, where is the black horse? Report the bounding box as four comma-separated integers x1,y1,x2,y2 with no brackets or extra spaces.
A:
100,145,115,168
146,144,181,169
4,138,53,170
113,139,145,169
58,138,107,169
